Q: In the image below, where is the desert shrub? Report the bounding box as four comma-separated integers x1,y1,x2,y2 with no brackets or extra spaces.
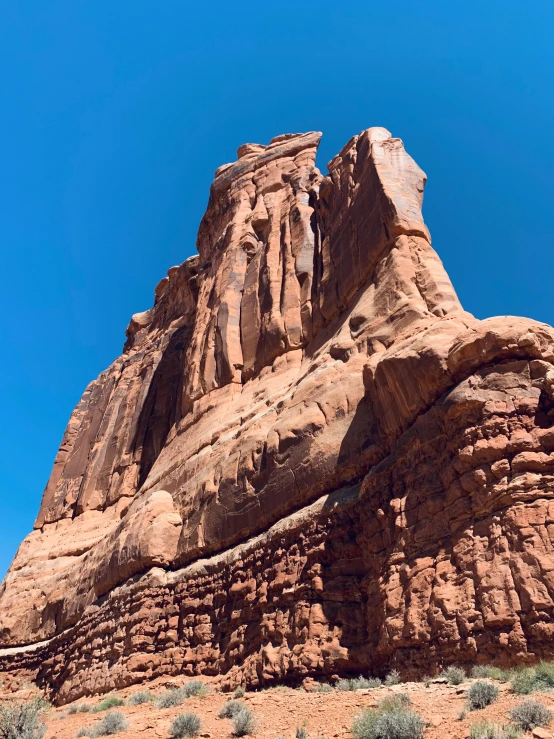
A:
234,687,245,699
126,691,152,706
337,675,382,691
93,696,124,713
384,670,401,686
0,699,47,739
506,661,554,695
77,711,128,737
232,707,256,736
219,700,244,719
99,712,128,735
441,666,466,685
471,666,506,680
312,683,333,693
351,676,382,690
502,727,523,739
378,695,411,712
296,729,307,739
510,669,538,695
471,666,492,679
157,689,186,709
467,681,499,710
69,704,92,714
352,707,424,739
170,713,201,738
181,681,207,698
510,699,553,731
535,661,554,688
469,721,504,739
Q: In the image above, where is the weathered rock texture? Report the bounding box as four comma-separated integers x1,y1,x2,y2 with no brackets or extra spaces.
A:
3,128,554,702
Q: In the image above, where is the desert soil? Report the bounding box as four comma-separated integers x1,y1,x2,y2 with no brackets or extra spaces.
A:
3,674,554,739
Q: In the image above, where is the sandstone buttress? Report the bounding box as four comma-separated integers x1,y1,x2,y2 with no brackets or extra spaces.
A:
3,128,554,702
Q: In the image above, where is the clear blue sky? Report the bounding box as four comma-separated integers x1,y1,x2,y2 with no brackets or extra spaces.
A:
1,1,553,580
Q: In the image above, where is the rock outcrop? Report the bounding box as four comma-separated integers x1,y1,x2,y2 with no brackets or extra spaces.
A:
3,128,554,702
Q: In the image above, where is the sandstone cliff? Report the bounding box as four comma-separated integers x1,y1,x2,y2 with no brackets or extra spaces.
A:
3,128,554,702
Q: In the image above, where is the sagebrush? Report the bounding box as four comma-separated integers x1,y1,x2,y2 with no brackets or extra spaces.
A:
467,681,499,710
0,699,47,739
232,707,256,737
510,699,552,731
126,691,153,706
218,700,244,719
384,670,401,686
93,697,124,713
77,710,128,737
352,707,424,739
170,713,201,738
336,676,381,691
441,666,466,685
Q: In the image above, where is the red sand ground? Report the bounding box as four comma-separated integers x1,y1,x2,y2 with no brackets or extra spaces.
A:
3,674,554,739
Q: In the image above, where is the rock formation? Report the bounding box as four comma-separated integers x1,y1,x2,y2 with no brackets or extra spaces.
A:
3,127,554,703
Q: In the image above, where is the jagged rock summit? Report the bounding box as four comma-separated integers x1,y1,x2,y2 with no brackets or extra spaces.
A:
3,128,554,703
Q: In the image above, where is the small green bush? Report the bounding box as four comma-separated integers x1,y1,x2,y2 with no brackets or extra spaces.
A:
510,669,538,695
469,724,521,739
535,661,554,688
126,691,153,706
351,676,382,690
506,661,554,694
181,681,207,698
312,683,333,693
471,666,492,679
69,704,92,714
99,712,128,736
469,721,504,739
336,676,381,691
378,695,411,712
471,666,506,681
467,681,499,710
384,669,401,686
441,666,466,685
234,687,245,699
502,726,523,739
157,690,185,709
0,699,47,739
77,711,128,737
510,699,553,731
232,707,256,737
352,707,424,739
219,700,244,719
170,713,201,738
93,696,124,713
157,682,207,709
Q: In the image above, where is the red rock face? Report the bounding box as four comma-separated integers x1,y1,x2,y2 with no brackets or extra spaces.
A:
2,128,554,701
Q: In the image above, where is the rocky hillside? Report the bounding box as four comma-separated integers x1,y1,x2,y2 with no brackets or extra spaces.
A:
2,128,554,703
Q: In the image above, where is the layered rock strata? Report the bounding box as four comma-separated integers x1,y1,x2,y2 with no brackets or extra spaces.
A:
3,128,554,702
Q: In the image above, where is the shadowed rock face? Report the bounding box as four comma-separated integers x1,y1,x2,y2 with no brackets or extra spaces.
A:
3,128,554,701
